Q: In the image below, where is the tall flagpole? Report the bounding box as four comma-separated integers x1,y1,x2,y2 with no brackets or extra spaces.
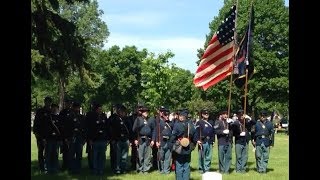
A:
227,0,239,119
243,0,254,130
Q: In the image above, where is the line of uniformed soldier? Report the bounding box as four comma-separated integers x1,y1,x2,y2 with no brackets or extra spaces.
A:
33,96,274,176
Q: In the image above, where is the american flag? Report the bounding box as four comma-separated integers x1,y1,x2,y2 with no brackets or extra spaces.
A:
193,5,236,91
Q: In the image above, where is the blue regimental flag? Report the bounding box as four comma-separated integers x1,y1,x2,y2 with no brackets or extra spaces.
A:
234,4,255,89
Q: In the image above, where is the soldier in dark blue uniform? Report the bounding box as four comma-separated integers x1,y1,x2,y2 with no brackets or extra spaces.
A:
108,104,118,173
194,108,215,174
59,98,73,171
132,106,154,174
67,101,86,174
128,104,143,170
109,104,132,174
214,110,233,174
170,110,196,180
232,109,256,173
170,110,180,172
252,110,274,173
153,106,174,174
33,96,53,173
43,103,61,174
84,101,97,170
86,103,109,175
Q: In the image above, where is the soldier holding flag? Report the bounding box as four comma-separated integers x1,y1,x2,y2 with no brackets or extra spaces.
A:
214,110,234,174
232,109,256,173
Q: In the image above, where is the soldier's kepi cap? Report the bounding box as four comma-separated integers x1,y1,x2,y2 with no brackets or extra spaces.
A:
136,104,144,110
44,96,53,102
138,105,149,112
237,109,244,115
181,108,189,114
159,106,169,112
93,102,102,110
64,97,73,103
72,101,81,107
260,110,268,116
118,104,127,111
179,110,188,117
51,103,59,108
220,110,228,115
201,108,209,114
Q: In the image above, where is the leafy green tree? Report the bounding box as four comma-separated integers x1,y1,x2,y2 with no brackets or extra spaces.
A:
140,51,174,111
196,0,288,115
91,45,147,110
31,77,58,111
165,65,194,110
31,0,109,109
187,99,218,118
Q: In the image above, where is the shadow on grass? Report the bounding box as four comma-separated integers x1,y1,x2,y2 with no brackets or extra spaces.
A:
266,168,274,173
31,156,136,180
190,160,221,172
247,167,274,173
247,161,254,166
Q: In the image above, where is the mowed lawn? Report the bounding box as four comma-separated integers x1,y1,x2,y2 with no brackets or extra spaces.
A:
31,133,288,180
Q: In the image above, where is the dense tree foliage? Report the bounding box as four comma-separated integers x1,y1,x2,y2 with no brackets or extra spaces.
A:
196,0,289,117
93,45,147,110
31,0,108,109
32,0,288,119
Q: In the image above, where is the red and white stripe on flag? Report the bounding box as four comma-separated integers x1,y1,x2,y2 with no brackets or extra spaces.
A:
193,34,234,91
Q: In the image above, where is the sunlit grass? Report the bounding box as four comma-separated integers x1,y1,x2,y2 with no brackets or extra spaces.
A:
31,132,288,180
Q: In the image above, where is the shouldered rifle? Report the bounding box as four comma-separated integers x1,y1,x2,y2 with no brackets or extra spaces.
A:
157,115,161,171
198,121,204,161
50,114,61,136
135,116,140,165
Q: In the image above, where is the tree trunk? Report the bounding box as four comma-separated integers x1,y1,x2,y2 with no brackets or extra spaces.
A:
58,75,66,111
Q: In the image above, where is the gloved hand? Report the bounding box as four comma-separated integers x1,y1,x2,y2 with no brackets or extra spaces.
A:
244,114,252,121
175,140,180,145
240,132,246,136
223,129,229,134
197,140,202,145
227,118,234,123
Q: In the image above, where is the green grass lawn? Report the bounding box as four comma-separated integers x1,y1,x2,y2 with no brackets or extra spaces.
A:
31,133,288,180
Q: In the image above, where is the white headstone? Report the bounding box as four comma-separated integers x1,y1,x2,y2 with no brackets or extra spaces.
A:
202,172,222,180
